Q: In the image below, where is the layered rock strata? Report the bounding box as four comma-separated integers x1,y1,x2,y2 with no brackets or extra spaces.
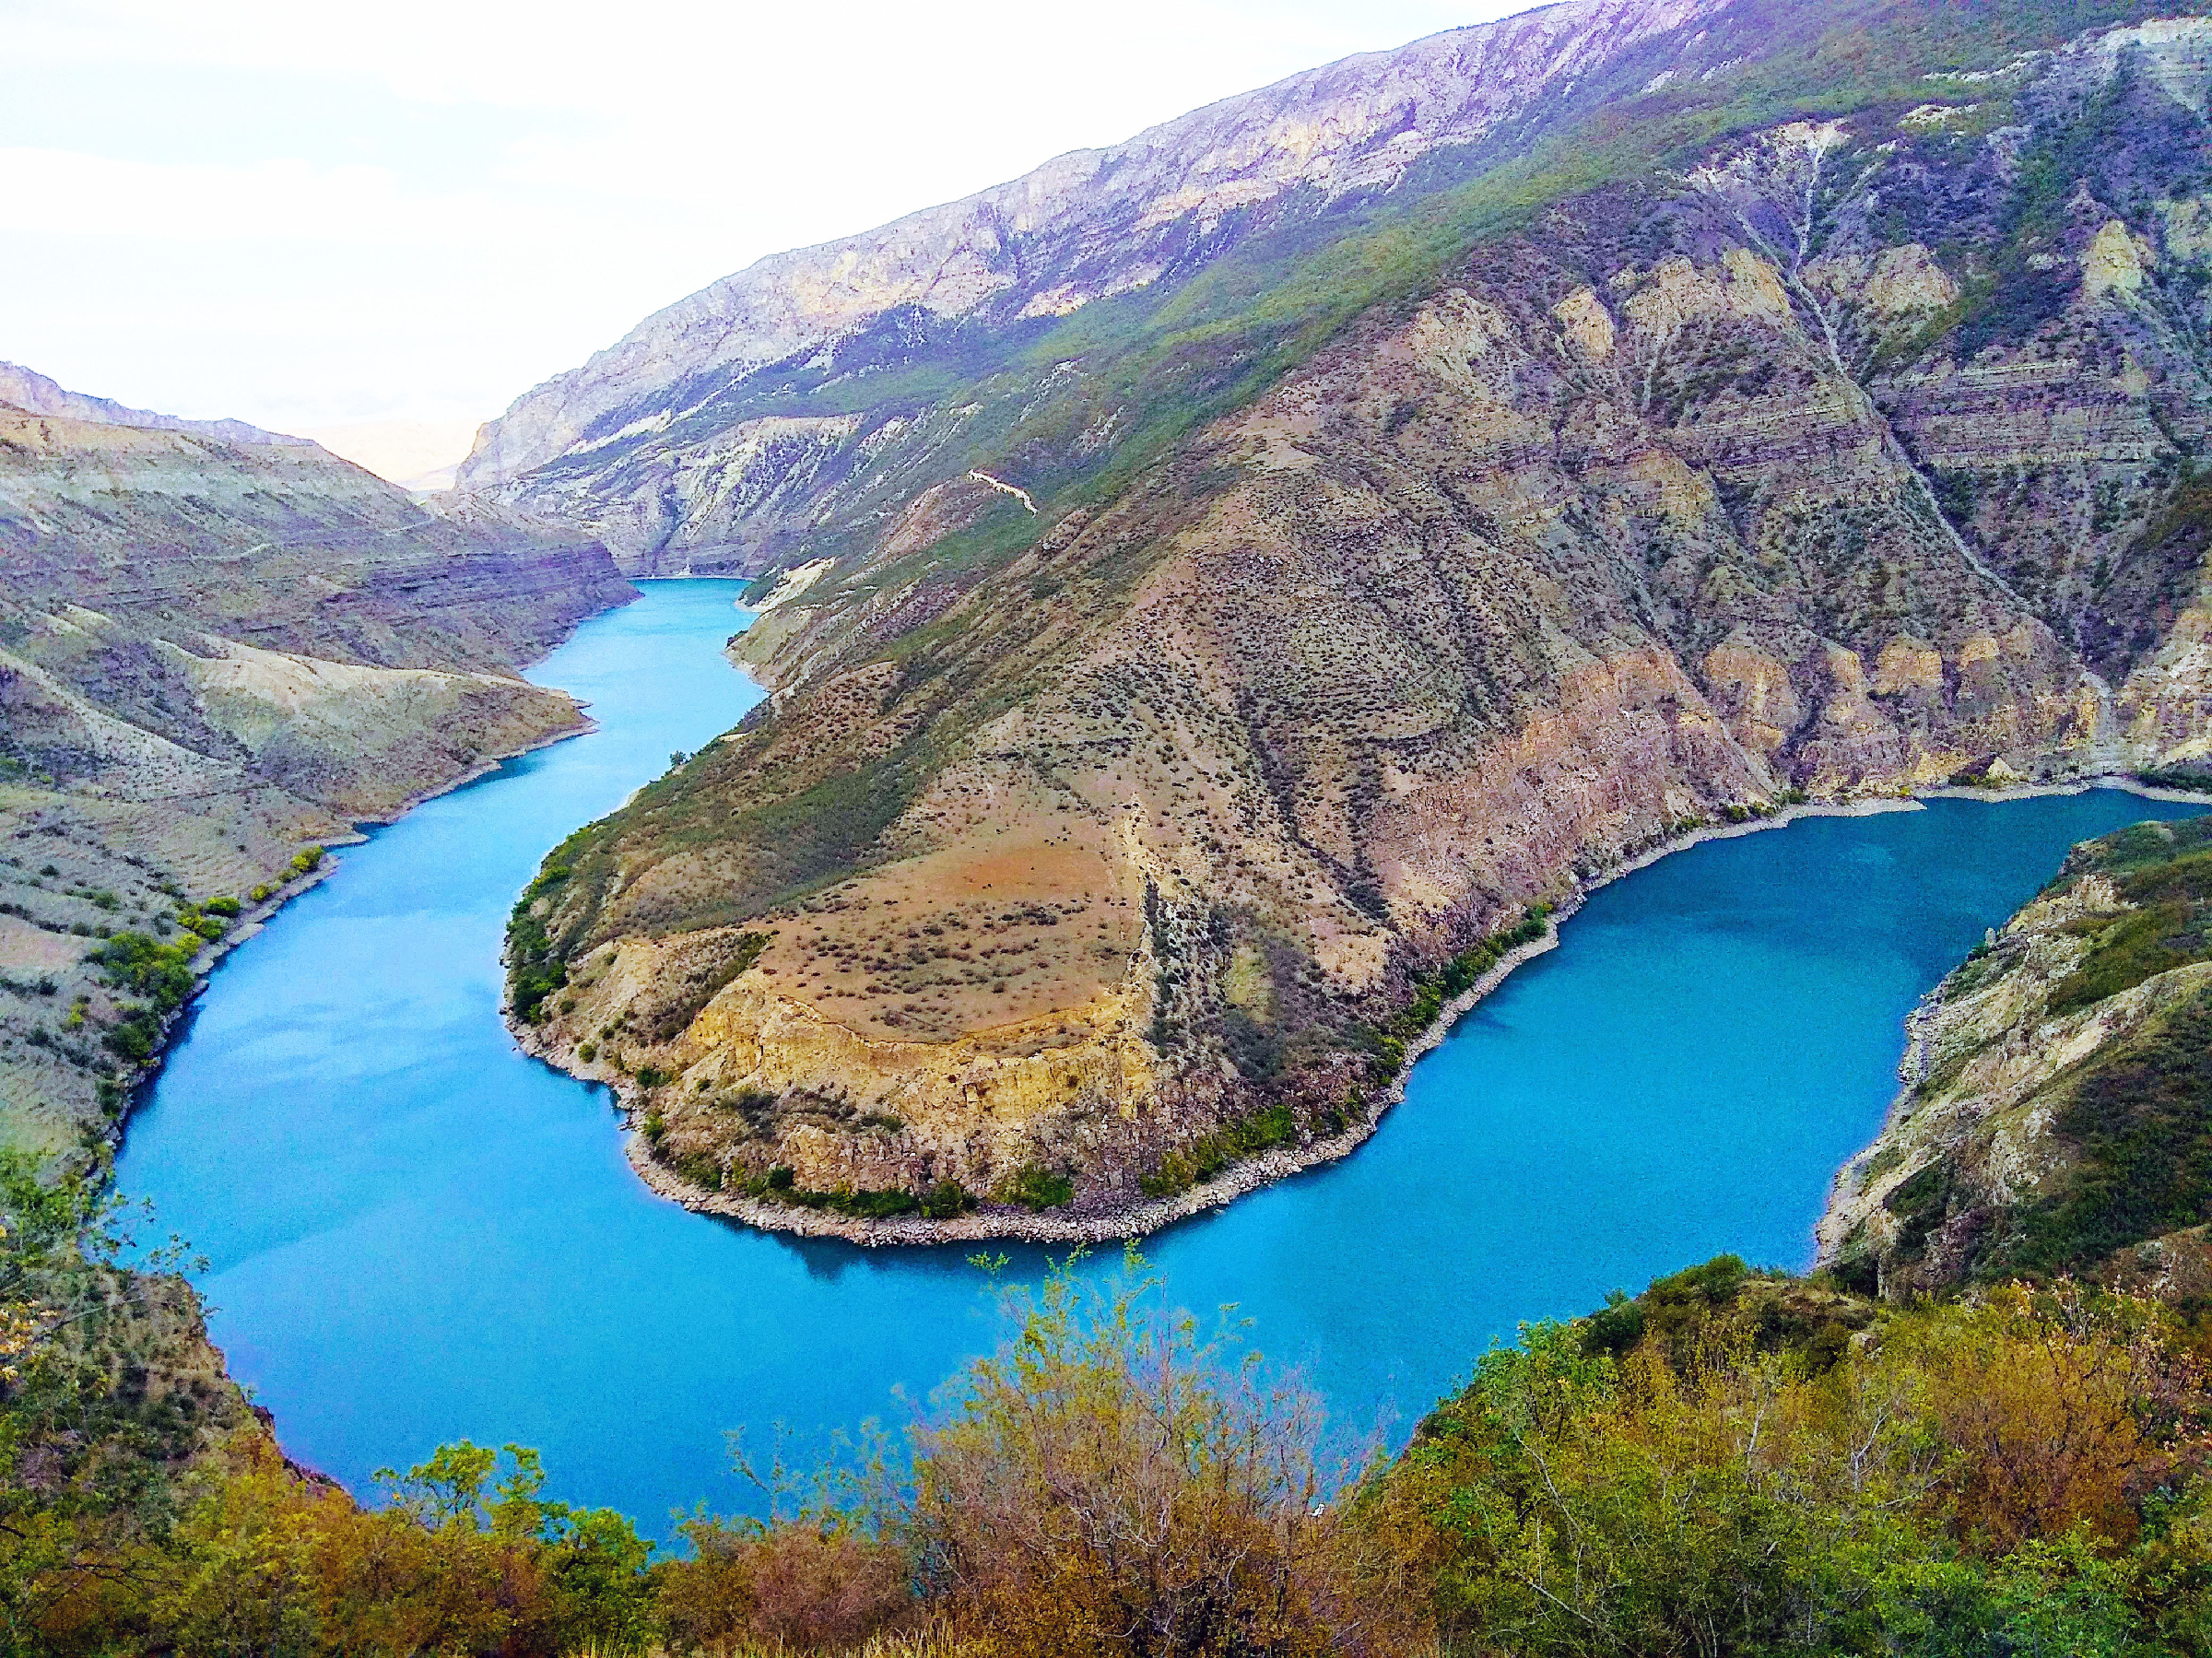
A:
505,6,2212,1236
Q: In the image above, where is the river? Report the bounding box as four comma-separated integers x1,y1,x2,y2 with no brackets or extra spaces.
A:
116,580,2210,1529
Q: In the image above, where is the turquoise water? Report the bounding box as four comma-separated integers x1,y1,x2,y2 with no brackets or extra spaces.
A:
117,582,2208,1530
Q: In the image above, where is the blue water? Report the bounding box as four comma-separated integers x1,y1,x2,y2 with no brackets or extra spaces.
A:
117,581,2208,1530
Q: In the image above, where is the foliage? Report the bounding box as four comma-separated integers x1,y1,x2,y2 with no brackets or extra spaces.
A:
1367,1261,2212,1656
2047,831,2212,1015
1359,906,1553,1084
908,1253,1413,1656
90,930,199,1016
2004,986,2212,1276
994,1166,1073,1212
2143,767,2212,796
1141,1105,1297,1199
657,1513,916,1655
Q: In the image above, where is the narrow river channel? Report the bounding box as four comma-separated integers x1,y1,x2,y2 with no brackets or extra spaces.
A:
116,581,2211,1529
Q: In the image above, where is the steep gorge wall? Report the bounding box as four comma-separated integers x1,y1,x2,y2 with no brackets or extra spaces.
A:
505,7,2212,1234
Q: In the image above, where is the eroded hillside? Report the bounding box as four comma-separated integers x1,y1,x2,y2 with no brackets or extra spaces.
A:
504,5,2212,1235
0,394,632,1162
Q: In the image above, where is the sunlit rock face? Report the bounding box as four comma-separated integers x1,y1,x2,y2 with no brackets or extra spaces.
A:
501,6,2212,1230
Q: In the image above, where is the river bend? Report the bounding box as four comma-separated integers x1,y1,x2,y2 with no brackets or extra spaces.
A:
117,582,2211,1526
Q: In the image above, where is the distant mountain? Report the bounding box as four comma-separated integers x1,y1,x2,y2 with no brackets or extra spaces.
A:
455,0,1721,569
497,0,2212,1238
0,361,314,450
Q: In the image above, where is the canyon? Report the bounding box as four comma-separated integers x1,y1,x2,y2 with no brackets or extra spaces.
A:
486,1,2212,1235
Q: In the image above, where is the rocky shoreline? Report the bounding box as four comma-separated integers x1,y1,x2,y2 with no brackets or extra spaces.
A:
547,780,2207,1248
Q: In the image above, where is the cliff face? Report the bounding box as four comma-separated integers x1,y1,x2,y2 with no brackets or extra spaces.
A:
0,394,633,1161
504,3,2212,1235
1819,812,2212,1296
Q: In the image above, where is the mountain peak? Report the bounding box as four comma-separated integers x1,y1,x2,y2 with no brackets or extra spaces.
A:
0,361,313,450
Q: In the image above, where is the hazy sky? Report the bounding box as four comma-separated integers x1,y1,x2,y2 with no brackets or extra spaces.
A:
0,0,1522,443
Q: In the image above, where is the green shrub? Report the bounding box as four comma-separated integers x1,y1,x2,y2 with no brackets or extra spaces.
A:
1356,905,1556,1080
673,1152,724,1191
578,1041,597,1062
634,1065,671,1088
93,932,198,1013
999,1165,1074,1211
101,1006,161,1064
202,896,241,917
922,1180,971,1219
2139,766,2212,794
1140,1103,1299,1197
248,884,273,902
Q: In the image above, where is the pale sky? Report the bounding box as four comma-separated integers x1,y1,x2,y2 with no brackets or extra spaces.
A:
0,0,1521,468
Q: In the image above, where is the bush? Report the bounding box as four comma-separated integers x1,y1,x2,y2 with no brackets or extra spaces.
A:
1142,1104,1298,1197
93,931,199,1013
998,1165,1074,1211
101,1007,160,1064
248,884,273,902
923,1180,972,1219
658,1517,914,1652
202,896,241,917
911,1258,1395,1656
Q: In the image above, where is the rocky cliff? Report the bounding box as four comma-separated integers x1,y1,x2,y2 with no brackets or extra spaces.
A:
0,389,633,1161
501,1,2212,1236
1819,809,2212,1295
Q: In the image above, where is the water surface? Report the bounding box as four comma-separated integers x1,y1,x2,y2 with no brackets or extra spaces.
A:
118,582,2208,1526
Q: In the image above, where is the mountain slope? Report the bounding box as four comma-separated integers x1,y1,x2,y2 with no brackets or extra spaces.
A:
0,385,632,1162
502,1,2212,1235
1820,812,2212,1296
455,0,1724,569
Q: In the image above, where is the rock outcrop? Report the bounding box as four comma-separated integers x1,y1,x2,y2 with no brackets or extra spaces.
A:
1819,812,2212,1295
0,388,632,1161
502,2,2212,1236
